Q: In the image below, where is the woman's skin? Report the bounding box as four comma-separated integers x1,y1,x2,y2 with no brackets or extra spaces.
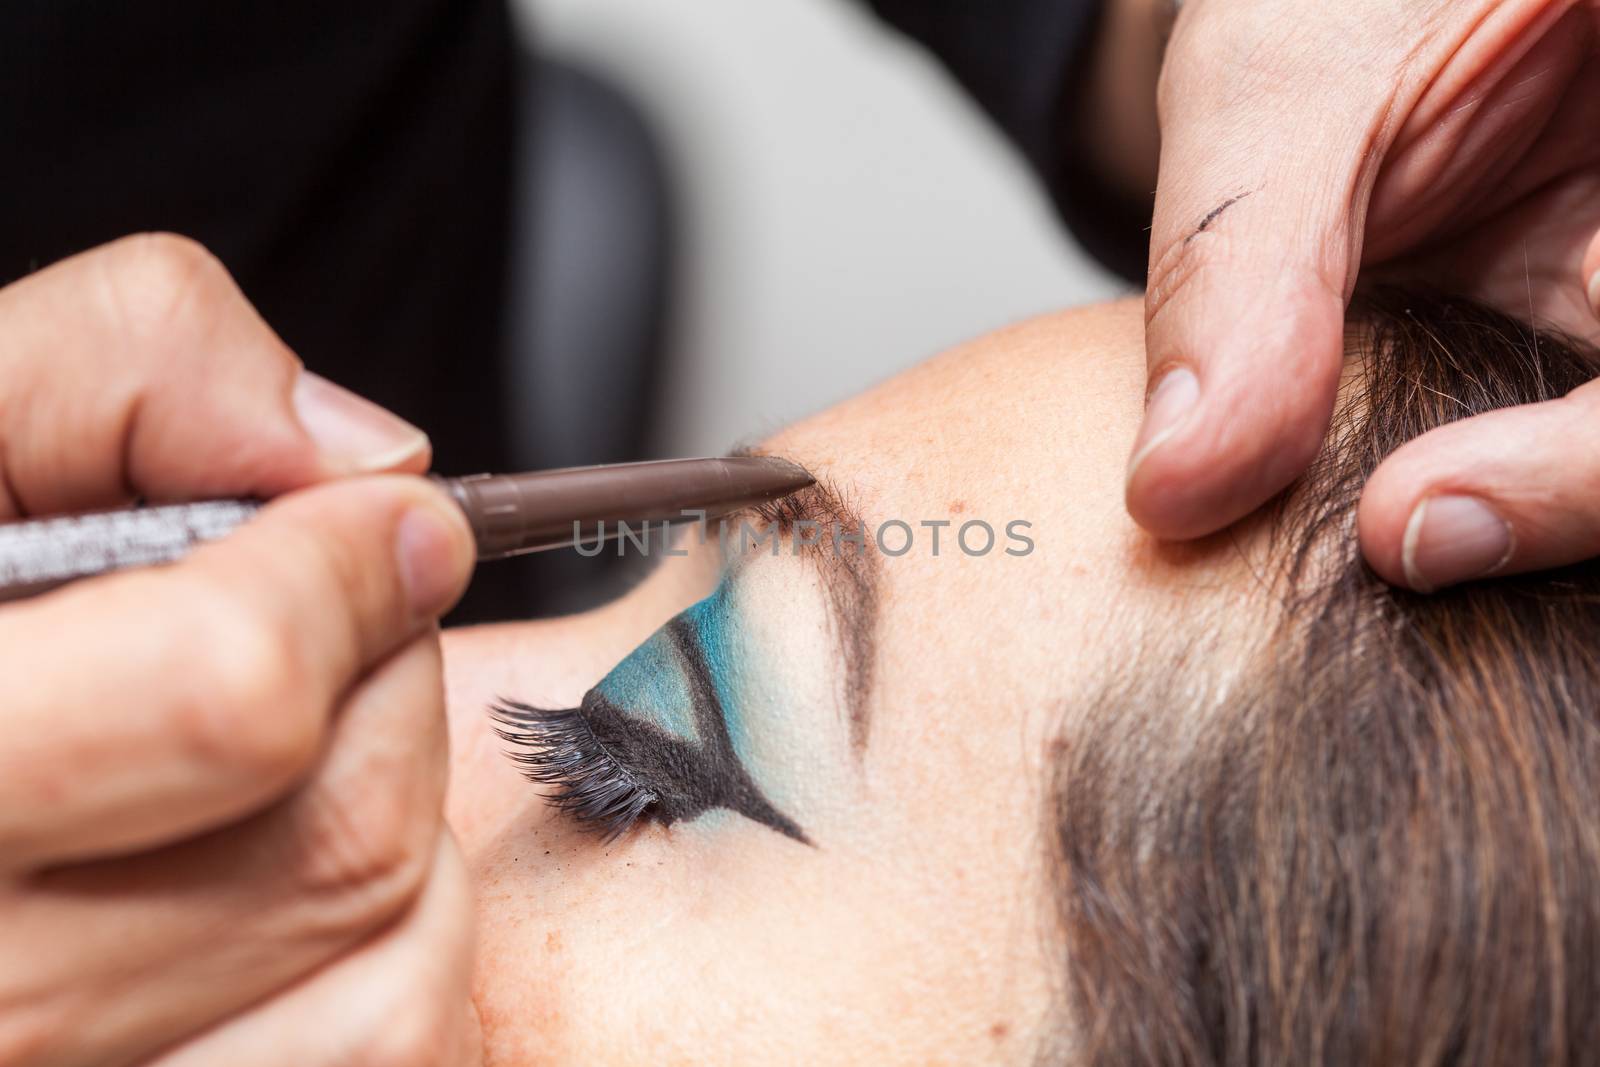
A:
443,300,1265,1064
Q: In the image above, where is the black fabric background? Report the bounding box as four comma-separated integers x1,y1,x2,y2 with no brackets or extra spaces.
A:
0,1,1145,618
0,0,516,477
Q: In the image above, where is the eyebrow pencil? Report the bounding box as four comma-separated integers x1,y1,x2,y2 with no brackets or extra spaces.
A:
0,457,815,604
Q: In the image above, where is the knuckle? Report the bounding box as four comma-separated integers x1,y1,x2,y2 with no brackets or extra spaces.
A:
293,778,436,923
175,595,319,788
99,233,232,347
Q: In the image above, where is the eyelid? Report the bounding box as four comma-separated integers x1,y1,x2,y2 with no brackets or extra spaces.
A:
492,583,809,844
717,470,881,751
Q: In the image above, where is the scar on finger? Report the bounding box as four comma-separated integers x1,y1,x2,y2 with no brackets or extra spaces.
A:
1185,191,1254,245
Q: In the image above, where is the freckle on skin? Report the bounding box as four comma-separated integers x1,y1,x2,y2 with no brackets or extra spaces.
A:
948,500,967,514
989,1022,1010,1042
545,930,563,954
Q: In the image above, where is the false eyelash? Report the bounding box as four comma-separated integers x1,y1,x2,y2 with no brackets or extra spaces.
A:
491,701,656,842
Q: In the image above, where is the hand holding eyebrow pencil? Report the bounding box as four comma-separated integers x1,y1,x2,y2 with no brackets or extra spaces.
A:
0,457,815,604
0,239,789,1064
0,241,483,1064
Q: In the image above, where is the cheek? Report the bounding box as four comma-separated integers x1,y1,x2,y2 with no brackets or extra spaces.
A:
464,641,1059,1064
469,808,1049,1067
467,808,837,1065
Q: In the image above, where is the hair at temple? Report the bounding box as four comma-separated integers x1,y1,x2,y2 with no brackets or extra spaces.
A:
1045,288,1600,1066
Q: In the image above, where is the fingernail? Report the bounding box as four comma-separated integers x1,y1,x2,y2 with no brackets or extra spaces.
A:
396,500,472,617
1127,366,1200,482
1401,495,1515,593
1587,271,1600,317
293,371,429,472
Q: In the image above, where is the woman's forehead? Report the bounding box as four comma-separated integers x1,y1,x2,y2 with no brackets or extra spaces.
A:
770,303,1146,509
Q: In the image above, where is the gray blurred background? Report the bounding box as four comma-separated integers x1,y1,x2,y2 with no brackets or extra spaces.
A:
509,0,1123,462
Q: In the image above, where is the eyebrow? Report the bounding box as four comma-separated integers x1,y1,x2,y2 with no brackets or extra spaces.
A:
725,449,881,752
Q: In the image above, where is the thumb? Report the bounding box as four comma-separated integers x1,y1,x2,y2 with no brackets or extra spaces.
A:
1360,380,1600,592
1126,10,1381,539
1585,226,1600,322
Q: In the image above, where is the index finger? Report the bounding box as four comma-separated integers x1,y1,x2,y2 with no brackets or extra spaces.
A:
0,233,430,519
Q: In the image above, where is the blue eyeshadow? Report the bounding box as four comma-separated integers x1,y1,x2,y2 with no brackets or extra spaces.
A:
495,572,807,843
679,583,754,761
596,626,700,744
595,581,753,757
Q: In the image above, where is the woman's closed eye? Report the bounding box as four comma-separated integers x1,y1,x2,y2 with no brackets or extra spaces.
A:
492,585,809,844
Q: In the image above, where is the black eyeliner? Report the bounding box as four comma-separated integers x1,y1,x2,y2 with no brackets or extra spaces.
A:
493,617,808,844
662,617,808,842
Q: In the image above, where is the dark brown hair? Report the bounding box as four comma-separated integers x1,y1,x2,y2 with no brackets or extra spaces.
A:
1049,289,1600,1066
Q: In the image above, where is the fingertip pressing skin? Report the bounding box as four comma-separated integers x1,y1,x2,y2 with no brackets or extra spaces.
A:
1129,282,1345,539
1365,483,1519,593
1580,244,1593,319
1125,365,1199,484
1358,429,1497,592
1397,495,1516,594
1359,391,1600,592
1134,63,1353,541
1132,0,1383,543
1584,227,1600,319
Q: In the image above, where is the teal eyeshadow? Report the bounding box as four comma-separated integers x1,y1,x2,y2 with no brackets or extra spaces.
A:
595,627,699,744
681,582,753,762
593,579,753,756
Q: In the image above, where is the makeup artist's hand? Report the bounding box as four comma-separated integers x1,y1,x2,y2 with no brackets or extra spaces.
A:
1122,0,1600,591
0,235,483,1066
